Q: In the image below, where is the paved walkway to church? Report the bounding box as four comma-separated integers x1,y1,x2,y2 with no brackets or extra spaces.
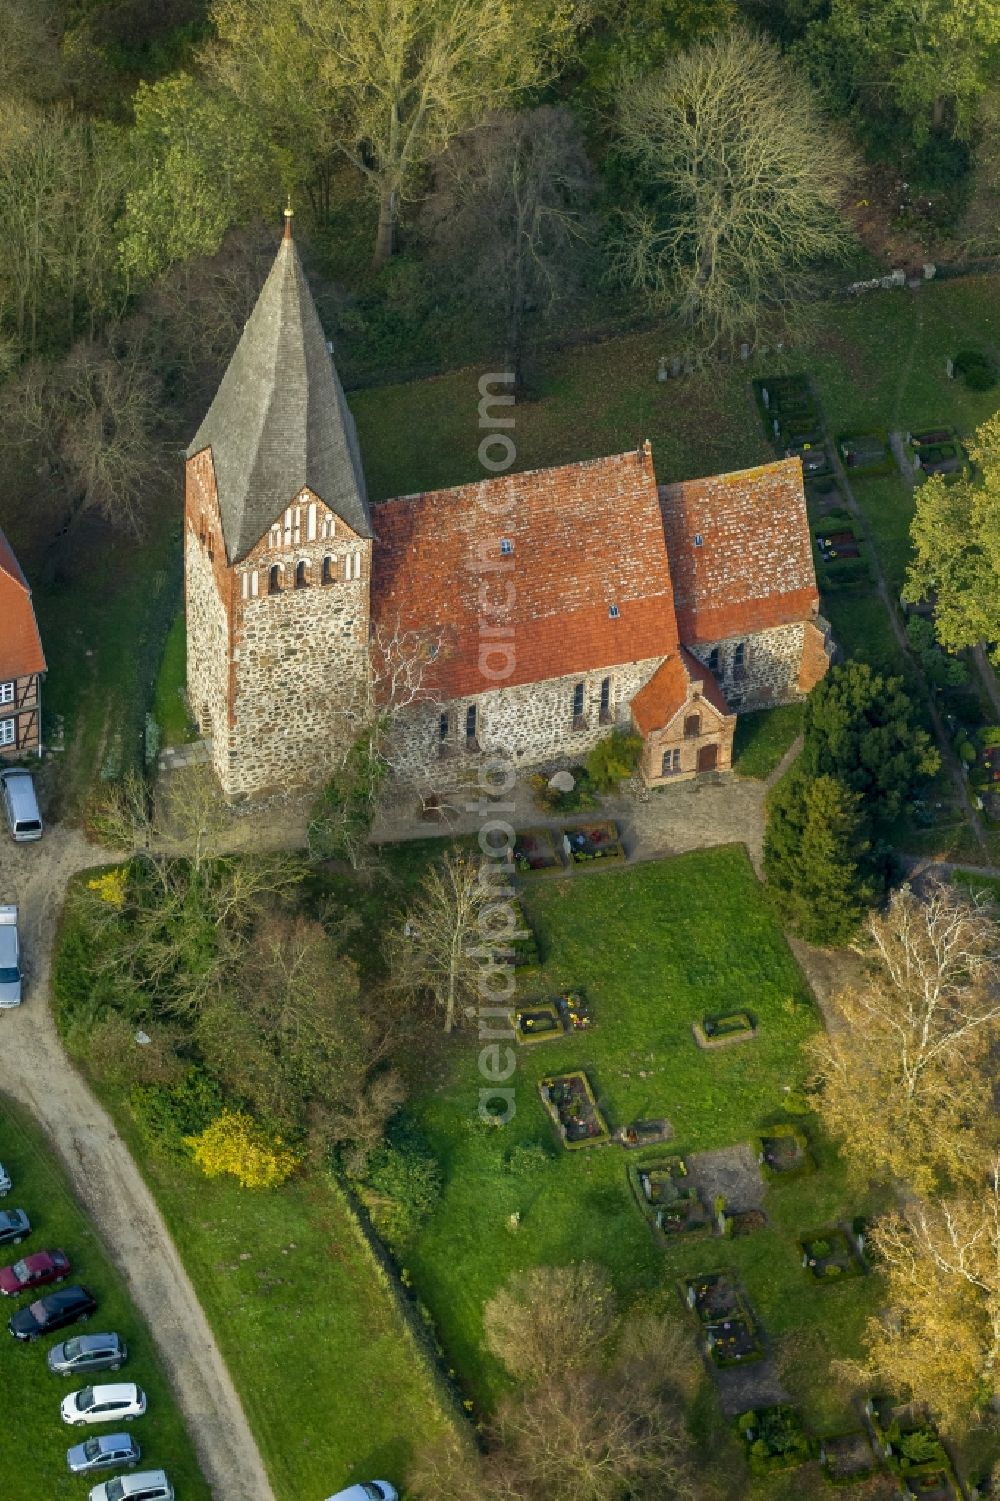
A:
0,827,276,1501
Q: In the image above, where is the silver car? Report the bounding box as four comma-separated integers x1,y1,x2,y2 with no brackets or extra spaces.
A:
67,1432,141,1475
49,1333,128,1377
0,906,21,1008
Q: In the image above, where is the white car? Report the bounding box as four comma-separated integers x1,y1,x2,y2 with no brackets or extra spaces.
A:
324,1485,399,1501
89,1473,174,1501
0,906,21,1008
61,1383,147,1426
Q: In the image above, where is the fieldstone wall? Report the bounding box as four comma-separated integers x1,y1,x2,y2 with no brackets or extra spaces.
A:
185,535,231,792
687,623,812,712
386,657,665,781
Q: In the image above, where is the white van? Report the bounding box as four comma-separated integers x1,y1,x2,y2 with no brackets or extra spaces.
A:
0,770,42,842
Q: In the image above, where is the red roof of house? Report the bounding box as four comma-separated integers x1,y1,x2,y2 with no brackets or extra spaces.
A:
0,529,45,680
371,448,680,699
630,646,732,735
658,458,818,646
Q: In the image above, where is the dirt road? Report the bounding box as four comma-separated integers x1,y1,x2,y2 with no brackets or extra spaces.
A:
0,826,275,1501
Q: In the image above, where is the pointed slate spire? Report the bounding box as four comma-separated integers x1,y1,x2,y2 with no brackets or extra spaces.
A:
187,215,372,562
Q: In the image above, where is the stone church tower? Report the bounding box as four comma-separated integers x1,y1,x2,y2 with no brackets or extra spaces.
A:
184,210,373,798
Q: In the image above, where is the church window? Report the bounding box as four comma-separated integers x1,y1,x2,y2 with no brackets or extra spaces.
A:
321,514,334,540
608,604,620,619
295,560,309,589
684,713,701,738
439,712,449,741
465,704,478,744
241,573,249,600
321,555,335,585
708,647,720,674
250,571,259,597
694,533,703,547
269,524,281,549
307,502,317,541
350,551,362,580
733,641,746,678
572,681,585,723
268,564,281,594
599,677,612,723
662,748,681,775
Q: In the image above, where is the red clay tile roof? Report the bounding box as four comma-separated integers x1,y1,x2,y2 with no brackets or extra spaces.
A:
0,528,45,680
658,458,818,646
630,646,732,734
630,654,690,735
372,448,680,698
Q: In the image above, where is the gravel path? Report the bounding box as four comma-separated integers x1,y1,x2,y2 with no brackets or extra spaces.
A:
0,827,275,1501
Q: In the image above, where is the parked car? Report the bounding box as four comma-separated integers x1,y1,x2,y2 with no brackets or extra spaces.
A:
62,1382,147,1426
67,1432,142,1475
0,769,43,842
0,905,22,1008
324,1485,399,1501
0,1162,11,1195
49,1332,128,1376
88,1471,174,1501
9,1284,96,1341
0,1208,29,1247
0,1247,70,1295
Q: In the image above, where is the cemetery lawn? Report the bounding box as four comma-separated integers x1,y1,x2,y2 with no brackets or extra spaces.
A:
732,703,803,779
0,1095,210,1501
79,1093,458,1501
403,846,885,1434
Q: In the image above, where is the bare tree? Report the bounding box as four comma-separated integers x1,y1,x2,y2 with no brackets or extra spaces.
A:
388,851,498,1032
424,107,595,387
484,1263,617,1385
807,880,1000,1193
614,25,855,351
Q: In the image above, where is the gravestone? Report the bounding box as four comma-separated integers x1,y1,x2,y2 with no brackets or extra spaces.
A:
549,769,576,793
657,356,669,382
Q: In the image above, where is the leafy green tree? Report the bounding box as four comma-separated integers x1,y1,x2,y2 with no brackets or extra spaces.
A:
576,0,734,109
906,410,1000,664
614,26,855,351
801,0,1000,143
120,73,274,282
765,771,874,945
802,661,939,824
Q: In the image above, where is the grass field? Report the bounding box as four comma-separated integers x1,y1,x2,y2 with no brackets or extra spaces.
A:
400,848,884,1445
152,608,194,748
732,703,804,780
86,1098,458,1501
0,1095,210,1501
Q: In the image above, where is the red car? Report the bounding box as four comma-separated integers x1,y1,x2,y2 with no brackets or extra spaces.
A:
0,1249,70,1295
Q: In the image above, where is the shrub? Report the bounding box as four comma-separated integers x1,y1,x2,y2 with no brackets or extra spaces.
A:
953,348,997,391
502,1141,552,1176
358,1125,443,1249
185,1109,299,1188
131,1068,224,1155
585,730,642,792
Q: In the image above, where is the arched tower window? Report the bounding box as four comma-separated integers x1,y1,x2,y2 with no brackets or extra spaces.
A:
321,555,335,585
295,560,308,589
268,564,282,595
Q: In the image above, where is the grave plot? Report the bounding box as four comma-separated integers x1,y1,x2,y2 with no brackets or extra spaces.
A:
907,426,970,478
817,1429,879,1485
561,820,625,865
692,1009,757,1049
815,525,861,561
737,1404,813,1473
787,437,832,476
682,1271,765,1367
512,827,563,874
901,1470,962,1499
716,1201,768,1238
513,1000,563,1045
805,474,849,517
619,1117,673,1150
498,897,541,971
799,1227,866,1282
758,1123,814,1180
555,990,591,1031
513,990,591,1043
628,1158,708,1240
836,430,892,474
539,1071,611,1149
866,1400,951,1478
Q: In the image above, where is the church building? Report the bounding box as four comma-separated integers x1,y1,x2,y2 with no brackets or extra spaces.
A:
185,214,832,800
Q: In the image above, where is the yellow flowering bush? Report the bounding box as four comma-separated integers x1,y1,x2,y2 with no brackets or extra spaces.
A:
184,1110,298,1189
86,868,128,910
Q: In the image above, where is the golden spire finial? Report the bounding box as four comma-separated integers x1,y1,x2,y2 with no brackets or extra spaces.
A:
283,195,293,241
